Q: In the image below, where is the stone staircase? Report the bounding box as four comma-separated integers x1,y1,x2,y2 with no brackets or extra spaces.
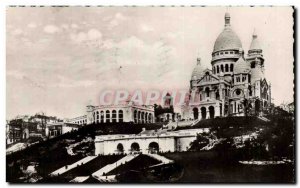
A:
91,154,139,181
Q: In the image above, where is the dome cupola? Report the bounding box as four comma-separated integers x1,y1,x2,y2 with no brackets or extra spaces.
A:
248,29,263,56
191,58,204,80
213,12,243,53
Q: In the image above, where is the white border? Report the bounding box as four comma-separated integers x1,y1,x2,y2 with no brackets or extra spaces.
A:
0,0,298,187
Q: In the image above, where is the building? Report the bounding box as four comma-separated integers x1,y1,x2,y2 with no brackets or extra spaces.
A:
45,122,79,138
65,115,87,126
6,114,62,145
94,128,209,155
182,12,271,120
68,99,155,125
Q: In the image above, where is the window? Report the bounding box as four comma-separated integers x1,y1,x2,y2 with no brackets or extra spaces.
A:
134,110,137,123
236,77,240,82
251,62,255,68
230,64,233,72
112,110,117,122
230,51,233,54
236,89,241,96
216,91,220,100
96,111,99,123
100,111,104,123
106,110,110,123
217,66,220,73
118,110,123,122
221,65,224,72
225,64,229,72
220,52,223,55
205,87,210,97
225,52,228,54
242,75,247,82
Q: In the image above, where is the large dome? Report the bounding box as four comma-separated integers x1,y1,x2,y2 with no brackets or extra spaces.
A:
213,13,242,53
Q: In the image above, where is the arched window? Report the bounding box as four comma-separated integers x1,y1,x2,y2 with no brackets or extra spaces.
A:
96,111,99,123
221,65,224,72
217,66,220,73
149,113,152,123
118,110,123,123
141,112,145,123
230,64,233,72
145,112,148,123
213,67,216,74
138,111,141,123
216,91,220,100
225,64,229,72
205,87,210,97
100,111,104,123
112,110,117,122
93,112,95,123
106,110,110,123
134,110,137,123
251,62,255,68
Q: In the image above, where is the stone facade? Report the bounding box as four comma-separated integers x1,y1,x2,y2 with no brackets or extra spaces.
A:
94,128,209,155
182,13,271,120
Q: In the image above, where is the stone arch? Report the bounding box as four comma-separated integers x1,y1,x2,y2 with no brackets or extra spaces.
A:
148,142,159,154
134,110,137,123
118,110,123,122
93,112,96,123
193,107,199,120
205,87,210,97
230,64,234,72
148,113,153,123
209,106,215,119
145,112,148,123
100,111,104,123
138,111,141,123
116,143,124,154
96,111,99,123
141,112,145,123
105,110,110,123
201,107,206,119
112,110,117,122
131,142,140,153
215,91,220,100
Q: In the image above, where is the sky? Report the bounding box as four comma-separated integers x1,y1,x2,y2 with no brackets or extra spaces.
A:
6,6,294,119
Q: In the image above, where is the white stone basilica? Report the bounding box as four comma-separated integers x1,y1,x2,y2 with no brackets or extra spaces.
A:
182,12,271,120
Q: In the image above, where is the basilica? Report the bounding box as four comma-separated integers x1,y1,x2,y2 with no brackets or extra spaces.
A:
182,12,271,120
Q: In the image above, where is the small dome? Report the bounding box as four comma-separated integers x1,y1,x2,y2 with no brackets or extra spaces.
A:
191,58,204,80
249,30,261,51
213,13,243,52
234,57,250,74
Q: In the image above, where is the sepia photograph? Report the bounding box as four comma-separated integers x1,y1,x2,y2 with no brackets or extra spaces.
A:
5,6,295,183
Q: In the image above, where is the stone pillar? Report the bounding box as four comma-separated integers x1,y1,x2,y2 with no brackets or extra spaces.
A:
86,105,95,125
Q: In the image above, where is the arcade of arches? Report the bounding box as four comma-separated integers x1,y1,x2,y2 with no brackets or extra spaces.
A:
193,106,216,120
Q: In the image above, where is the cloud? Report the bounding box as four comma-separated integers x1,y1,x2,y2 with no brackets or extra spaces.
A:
71,23,78,29
7,70,25,79
87,29,102,40
51,75,97,88
70,28,102,45
44,25,60,34
140,24,154,32
27,22,37,28
108,13,127,29
12,28,23,36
